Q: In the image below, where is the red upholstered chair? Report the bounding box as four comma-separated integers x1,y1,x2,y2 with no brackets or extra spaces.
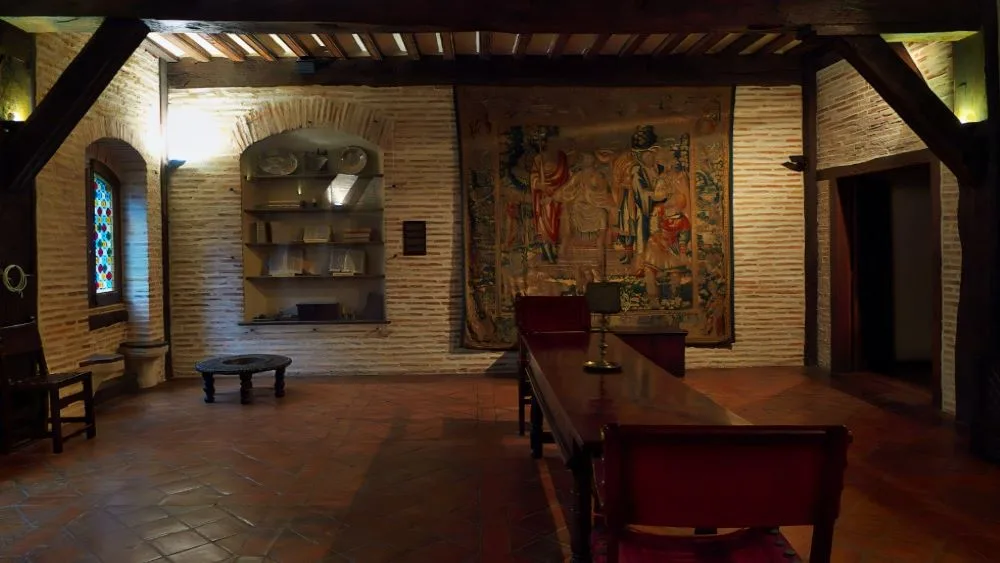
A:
513,295,591,435
594,424,851,563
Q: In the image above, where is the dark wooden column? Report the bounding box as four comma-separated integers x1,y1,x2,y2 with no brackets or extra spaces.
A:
802,57,819,366
0,18,149,194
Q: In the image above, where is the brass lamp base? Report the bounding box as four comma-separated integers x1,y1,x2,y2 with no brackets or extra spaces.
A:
583,359,622,373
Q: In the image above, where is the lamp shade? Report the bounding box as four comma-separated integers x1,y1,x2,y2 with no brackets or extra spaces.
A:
585,282,622,315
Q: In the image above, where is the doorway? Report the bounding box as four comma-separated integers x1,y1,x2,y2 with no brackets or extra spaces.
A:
830,161,941,399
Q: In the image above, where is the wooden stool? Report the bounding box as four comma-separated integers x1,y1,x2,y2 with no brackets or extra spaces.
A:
0,321,97,454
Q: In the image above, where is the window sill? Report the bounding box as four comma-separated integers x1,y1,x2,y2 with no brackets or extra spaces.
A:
88,308,129,331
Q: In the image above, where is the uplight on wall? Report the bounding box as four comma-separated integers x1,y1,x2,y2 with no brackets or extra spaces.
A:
954,34,988,124
166,108,230,164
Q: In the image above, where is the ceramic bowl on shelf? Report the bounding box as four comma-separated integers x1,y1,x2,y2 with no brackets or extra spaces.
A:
339,146,368,175
257,151,299,176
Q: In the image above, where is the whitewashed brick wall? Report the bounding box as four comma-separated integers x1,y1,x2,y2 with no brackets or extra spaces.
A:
816,42,959,412
167,85,804,376
34,34,165,382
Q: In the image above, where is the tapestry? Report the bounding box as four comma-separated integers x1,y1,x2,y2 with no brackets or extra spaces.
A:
458,86,735,350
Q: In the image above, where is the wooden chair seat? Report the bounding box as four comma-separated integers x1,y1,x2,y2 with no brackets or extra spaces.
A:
1,321,97,454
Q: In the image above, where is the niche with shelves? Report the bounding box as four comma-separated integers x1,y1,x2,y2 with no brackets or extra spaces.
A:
240,129,387,326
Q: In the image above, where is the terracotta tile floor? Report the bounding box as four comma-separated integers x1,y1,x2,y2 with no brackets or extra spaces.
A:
1,367,998,562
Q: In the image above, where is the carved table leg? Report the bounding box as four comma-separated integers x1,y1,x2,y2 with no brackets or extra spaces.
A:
274,367,286,398
570,458,594,563
530,392,544,459
239,373,253,405
201,372,215,403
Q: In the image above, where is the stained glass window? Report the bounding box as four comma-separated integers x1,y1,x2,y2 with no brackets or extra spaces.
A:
92,173,115,294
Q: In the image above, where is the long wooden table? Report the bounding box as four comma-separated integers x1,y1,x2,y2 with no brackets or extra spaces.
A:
522,330,747,562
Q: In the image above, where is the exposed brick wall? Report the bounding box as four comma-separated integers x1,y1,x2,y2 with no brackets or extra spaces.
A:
34,34,165,384
167,85,804,376
816,42,959,413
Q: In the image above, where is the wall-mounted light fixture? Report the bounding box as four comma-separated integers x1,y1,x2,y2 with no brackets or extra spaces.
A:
781,155,807,173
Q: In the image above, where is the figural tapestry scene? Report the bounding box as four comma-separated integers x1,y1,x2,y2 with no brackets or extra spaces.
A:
458,86,735,350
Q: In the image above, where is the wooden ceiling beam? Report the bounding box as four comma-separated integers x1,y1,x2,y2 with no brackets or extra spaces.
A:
441,32,455,60
401,33,420,60
685,31,727,56
650,34,687,57
618,33,649,57
757,33,798,55
239,34,278,61
277,33,310,57
359,32,383,60
163,33,212,62
584,34,610,58
202,33,245,61
717,33,763,56
479,31,492,60
0,18,150,194
316,33,346,58
167,54,803,89
3,0,980,35
141,38,177,62
512,33,532,59
833,36,979,184
548,34,570,58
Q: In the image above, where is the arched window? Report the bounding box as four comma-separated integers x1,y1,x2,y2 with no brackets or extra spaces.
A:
87,160,123,307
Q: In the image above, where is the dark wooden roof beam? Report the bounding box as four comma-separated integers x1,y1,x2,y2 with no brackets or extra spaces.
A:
358,32,383,60
315,33,346,58
618,34,649,57
757,33,798,55
441,32,455,60
718,33,764,56
141,38,178,62
650,34,687,57
584,34,611,58
548,34,570,58
512,33,532,59
276,33,310,57
401,33,421,60
478,31,493,59
203,33,246,61
239,34,278,61
685,32,728,56
164,33,212,62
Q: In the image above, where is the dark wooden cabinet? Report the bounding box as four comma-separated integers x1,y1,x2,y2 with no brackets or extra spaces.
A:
613,328,687,377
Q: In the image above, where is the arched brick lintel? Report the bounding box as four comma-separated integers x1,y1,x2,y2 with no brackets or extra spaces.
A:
231,98,395,153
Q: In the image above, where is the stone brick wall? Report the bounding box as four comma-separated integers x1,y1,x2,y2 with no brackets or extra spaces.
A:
167,85,804,376
34,34,165,382
816,42,960,412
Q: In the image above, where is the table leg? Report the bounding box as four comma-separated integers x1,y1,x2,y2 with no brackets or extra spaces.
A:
529,392,544,459
239,373,253,405
570,458,594,563
274,367,286,398
201,373,215,403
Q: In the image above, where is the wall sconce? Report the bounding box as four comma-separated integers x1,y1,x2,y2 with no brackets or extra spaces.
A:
782,155,807,173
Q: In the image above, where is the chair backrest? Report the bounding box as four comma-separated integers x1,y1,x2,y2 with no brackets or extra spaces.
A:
513,295,591,334
0,321,48,385
602,424,850,544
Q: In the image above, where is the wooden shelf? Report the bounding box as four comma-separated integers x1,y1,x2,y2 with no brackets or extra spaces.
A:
246,241,382,248
239,319,390,326
246,274,385,281
243,207,384,214
247,173,384,182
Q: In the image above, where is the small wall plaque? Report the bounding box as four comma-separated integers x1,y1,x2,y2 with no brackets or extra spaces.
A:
402,221,427,256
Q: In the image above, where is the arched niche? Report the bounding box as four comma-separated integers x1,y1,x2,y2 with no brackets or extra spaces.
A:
239,128,388,326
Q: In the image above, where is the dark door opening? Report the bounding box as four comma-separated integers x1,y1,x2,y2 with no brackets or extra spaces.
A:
831,163,939,391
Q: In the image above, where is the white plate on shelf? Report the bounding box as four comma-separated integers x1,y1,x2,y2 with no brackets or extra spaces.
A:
339,146,368,175
258,151,299,176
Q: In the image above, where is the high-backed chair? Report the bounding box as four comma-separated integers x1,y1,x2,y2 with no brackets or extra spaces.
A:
594,424,851,563
0,321,96,454
513,295,591,435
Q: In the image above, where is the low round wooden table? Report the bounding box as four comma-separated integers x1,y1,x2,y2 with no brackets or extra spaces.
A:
194,354,292,404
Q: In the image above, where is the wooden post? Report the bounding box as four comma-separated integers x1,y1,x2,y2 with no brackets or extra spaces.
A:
0,18,149,194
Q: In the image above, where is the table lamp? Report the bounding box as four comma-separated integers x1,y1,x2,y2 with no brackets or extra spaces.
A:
583,281,623,373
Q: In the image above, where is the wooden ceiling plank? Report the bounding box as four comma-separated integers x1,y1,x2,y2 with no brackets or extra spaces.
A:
277,33,310,57
202,33,246,61
512,33,532,59
479,31,493,60
717,33,764,56
167,54,803,89
549,34,570,58
618,33,649,57
757,33,798,55
239,34,278,61
650,34,687,57
401,33,421,60
359,32,383,60
141,38,178,62
833,36,978,184
441,32,455,60
6,1,980,35
0,18,150,194
316,33,346,58
163,33,212,62
584,34,611,58
685,31,727,56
